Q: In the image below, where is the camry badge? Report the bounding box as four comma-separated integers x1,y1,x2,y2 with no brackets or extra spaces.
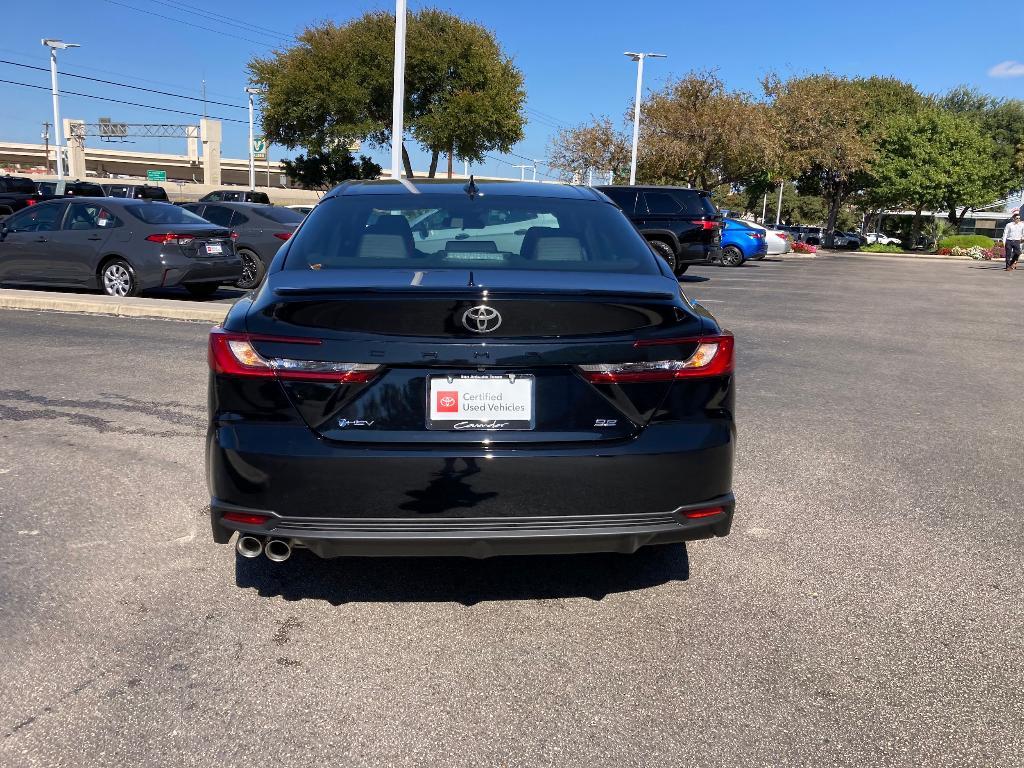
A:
462,305,502,334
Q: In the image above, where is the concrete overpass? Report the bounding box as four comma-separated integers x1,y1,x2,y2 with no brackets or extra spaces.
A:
0,116,557,204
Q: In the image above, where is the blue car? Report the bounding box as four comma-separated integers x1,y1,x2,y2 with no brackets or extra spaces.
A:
720,218,767,267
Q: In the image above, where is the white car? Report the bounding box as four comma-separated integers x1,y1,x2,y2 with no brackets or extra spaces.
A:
866,232,901,245
746,223,791,256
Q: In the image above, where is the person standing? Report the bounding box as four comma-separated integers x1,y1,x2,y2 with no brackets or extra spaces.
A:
1002,211,1024,270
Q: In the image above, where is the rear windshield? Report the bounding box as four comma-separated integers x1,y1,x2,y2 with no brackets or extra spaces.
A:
253,206,304,224
1,177,37,194
71,183,105,196
284,194,660,274
136,186,169,200
124,203,211,225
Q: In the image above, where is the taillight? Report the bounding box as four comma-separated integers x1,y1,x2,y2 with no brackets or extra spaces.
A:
146,233,195,246
26,198,37,206
746,231,764,239
222,512,270,525
579,334,734,382
273,232,292,241
695,221,716,230
208,327,380,383
682,506,724,520
230,232,239,240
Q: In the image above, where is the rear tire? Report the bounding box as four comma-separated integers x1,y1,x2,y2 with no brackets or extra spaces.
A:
675,264,689,274
647,239,678,273
184,283,219,299
720,245,745,267
236,248,265,290
100,258,139,297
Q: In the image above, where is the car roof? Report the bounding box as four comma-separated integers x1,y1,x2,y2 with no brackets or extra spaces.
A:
324,178,606,201
594,184,710,195
189,200,272,209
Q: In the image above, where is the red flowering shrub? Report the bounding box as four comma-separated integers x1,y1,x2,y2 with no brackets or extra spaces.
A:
792,241,817,254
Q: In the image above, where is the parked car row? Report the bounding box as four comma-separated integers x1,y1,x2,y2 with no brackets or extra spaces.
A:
0,193,306,297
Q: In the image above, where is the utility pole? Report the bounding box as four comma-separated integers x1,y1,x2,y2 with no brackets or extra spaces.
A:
762,193,768,224
391,0,408,179
41,123,51,175
245,87,259,190
775,181,784,226
624,51,665,186
42,39,79,180
513,163,531,181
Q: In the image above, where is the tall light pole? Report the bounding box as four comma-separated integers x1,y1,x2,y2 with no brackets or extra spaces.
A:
775,181,784,226
41,39,78,181
391,0,408,179
624,51,665,186
245,87,260,190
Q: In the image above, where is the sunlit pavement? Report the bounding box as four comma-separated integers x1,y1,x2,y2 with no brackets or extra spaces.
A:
0,253,1020,767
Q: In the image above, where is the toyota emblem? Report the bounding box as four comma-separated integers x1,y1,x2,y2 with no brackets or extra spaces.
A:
462,305,502,334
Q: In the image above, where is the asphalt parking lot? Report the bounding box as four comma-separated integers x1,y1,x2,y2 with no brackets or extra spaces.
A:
1,254,1021,767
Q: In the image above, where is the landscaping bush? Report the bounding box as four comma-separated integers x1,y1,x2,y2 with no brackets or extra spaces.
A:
937,234,994,250
861,243,904,253
791,241,817,254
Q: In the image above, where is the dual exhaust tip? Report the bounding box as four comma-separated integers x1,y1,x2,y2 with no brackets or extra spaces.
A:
236,535,292,562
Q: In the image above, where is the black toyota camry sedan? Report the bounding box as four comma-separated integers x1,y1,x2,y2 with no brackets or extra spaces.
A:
207,179,735,563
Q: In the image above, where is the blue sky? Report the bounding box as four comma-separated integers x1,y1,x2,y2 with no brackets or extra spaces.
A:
2,0,1023,179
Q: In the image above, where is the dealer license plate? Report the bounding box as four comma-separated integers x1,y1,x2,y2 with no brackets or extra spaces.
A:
427,375,534,430
205,243,223,255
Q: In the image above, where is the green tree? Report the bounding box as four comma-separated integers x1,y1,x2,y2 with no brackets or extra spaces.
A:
281,146,382,190
639,70,781,189
769,74,926,246
249,9,526,178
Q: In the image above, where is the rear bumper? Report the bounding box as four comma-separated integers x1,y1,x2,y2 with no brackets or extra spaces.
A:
207,420,735,557
677,244,721,265
212,495,734,558
160,256,243,287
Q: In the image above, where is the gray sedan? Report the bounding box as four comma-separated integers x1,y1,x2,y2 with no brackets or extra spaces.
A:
181,202,303,289
0,198,242,298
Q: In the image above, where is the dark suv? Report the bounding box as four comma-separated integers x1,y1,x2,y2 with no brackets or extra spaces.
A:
0,175,41,220
199,189,271,204
35,180,106,198
100,183,169,202
596,185,722,274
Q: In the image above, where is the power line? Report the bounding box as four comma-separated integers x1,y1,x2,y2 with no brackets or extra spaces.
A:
0,78,247,123
97,0,283,48
0,45,236,100
0,60,246,110
154,0,297,43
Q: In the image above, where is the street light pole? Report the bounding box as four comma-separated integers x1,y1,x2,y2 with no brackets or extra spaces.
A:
624,51,665,186
775,181,784,226
42,39,78,181
245,87,258,190
391,0,408,179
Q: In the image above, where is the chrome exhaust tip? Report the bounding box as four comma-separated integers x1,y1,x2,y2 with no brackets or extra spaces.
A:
264,538,292,563
236,534,264,559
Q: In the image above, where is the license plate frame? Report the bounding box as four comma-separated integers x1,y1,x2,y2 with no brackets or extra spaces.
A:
205,242,223,255
426,374,535,431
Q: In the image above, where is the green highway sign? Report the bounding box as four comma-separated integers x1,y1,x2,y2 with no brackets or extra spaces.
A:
146,170,167,182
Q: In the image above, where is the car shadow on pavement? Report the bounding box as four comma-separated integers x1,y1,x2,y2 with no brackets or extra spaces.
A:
679,275,709,283
233,545,690,605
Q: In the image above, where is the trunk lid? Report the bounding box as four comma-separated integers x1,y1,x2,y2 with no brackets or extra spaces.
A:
244,269,704,445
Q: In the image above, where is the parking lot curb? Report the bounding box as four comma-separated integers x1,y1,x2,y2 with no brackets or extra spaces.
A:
0,289,229,323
